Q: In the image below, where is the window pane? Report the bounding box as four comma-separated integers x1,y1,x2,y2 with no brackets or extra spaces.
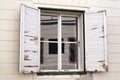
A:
41,15,58,41
62,16,78,70
62,43,78,69
40,42,57,70
49,39,58,54
62,16,77,42
40,15,58,70
68,37,77,63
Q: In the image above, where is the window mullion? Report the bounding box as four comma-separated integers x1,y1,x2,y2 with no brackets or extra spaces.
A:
58,15,62,70
78,15,81,70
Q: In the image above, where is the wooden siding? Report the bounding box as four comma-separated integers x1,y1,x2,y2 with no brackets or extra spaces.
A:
38,0,87,6
0,0,119,80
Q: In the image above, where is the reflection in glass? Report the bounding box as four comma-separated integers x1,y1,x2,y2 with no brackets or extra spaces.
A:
62,16,78,70
40,15,58,70
62,16,77,42
68,37,77,63
41,15,58,41
62,43,78,69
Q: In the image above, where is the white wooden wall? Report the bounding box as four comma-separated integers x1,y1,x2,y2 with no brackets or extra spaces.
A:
0,0,119,80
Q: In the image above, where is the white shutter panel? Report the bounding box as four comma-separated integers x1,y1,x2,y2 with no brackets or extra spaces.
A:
19,4,40,73
85,11,108,72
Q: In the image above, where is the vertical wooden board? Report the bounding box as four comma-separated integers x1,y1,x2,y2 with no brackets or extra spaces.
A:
19,4,40,73
85,11,107,72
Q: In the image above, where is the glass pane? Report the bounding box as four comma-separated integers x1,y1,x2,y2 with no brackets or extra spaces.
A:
62,16,77,42
62,16,78,70
40,42,57,70
48,39,64,54
62,43,78,70
40,14,58,70
41,15,58,41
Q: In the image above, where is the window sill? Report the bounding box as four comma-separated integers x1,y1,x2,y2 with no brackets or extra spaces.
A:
37,71,87,76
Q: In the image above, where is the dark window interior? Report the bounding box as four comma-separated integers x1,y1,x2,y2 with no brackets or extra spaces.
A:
49,38,64,54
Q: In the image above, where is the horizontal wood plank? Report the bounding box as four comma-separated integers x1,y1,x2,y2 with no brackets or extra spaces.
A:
0,52,18,64
0,31,19,40
0,20,19,31
87,0,120,8
0,10,19,20
0,41,19,51
108,35,120,43
108,44,120,53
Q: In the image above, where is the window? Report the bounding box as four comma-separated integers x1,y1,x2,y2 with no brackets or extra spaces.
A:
19,4,107,74
40,11,82,71
40,10,83,71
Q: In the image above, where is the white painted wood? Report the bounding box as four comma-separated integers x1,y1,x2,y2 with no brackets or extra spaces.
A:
108,26,120,35
0,31,19,40
108,44,120,53
108,35,120,43
58,15,62,70
0,10,19,20
19,4,40,73
0,20,19,31
0,41,18,51
0,1,20,10
87,0,120,8
0,52,18,64
78,15,82,70
107,17,120,26
85,11,108,72
0,64,18,74
109,54,120,63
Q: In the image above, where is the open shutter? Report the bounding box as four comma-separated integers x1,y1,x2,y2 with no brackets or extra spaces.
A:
85,11,108,72
19,4,40,73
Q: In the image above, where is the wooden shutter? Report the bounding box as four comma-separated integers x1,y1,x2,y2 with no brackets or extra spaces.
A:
19,4,40,73
85,11,108,72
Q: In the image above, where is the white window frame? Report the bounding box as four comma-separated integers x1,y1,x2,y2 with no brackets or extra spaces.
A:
39,10,84,72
